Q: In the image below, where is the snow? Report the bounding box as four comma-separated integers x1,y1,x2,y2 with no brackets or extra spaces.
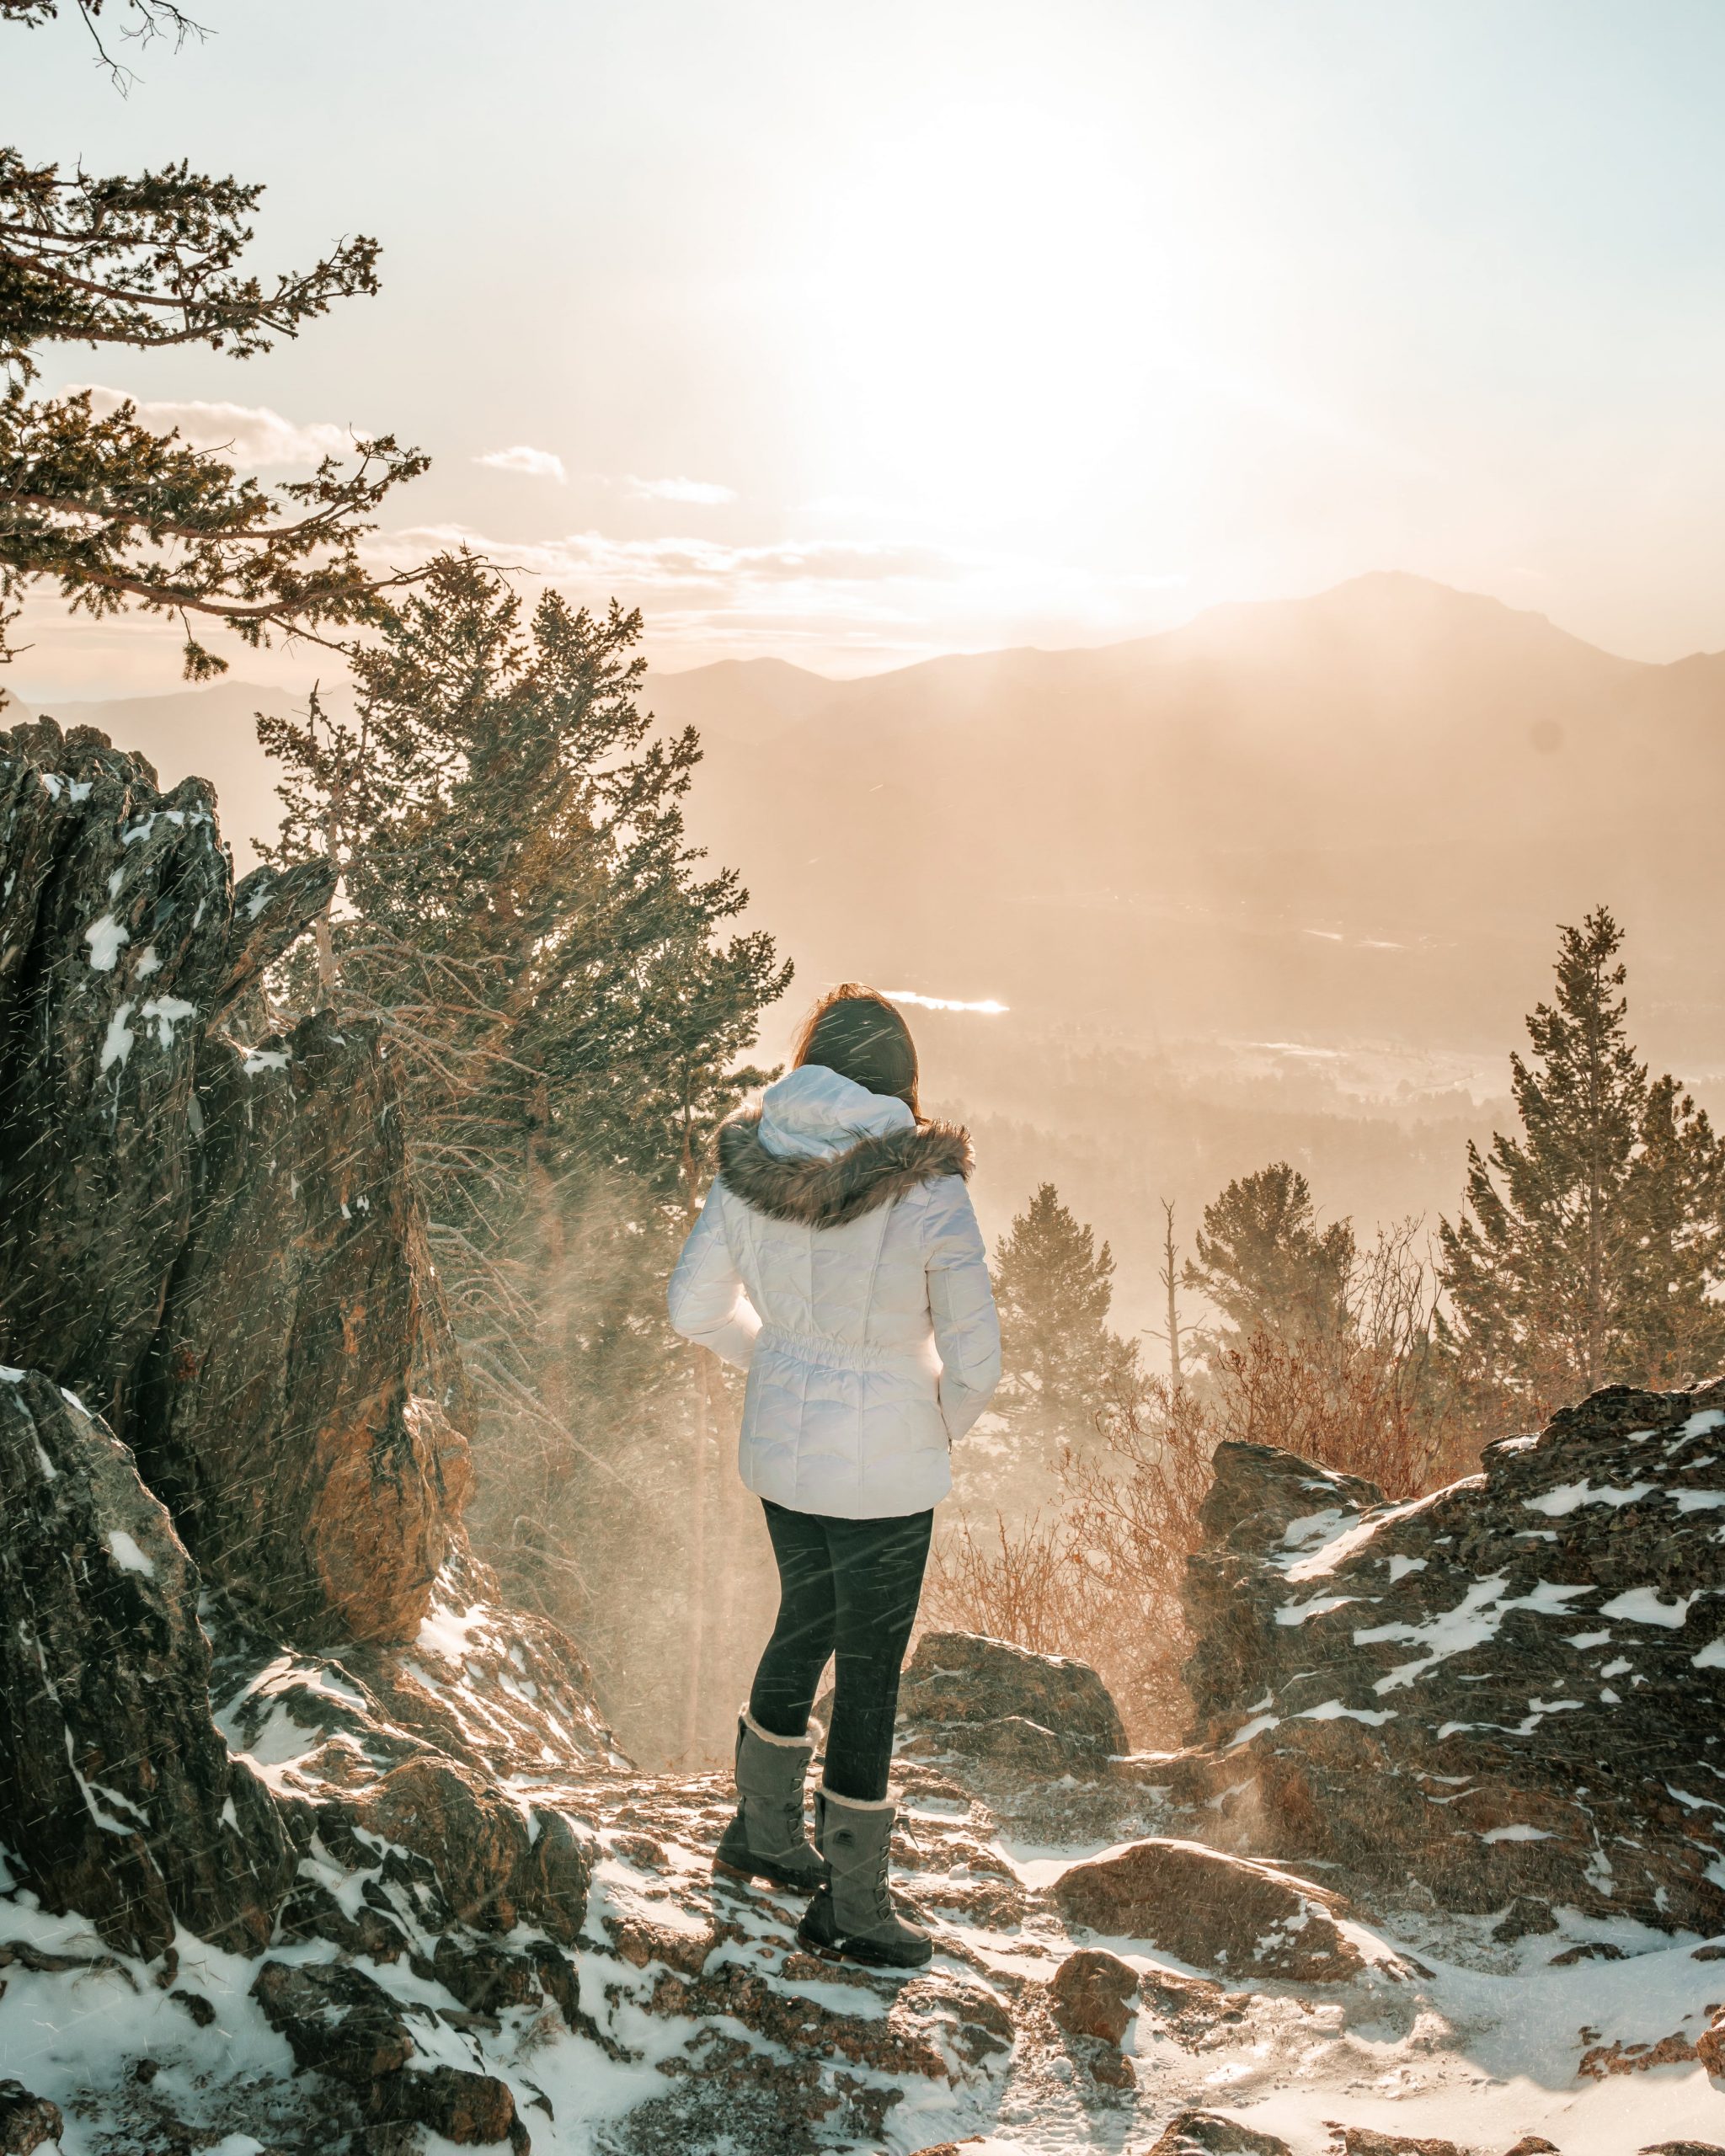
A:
133,944,161,977
139,994,196,1048
99,1001,135,1072
62,1726,145,1836
1283,1479,1478,1582
1275,1593,1360,1627
1525,1479,1654,1515
1359,1574,1596,1693
104,1530,155,1577
417,1601,492,1661
1692,1637,1725,1669
1599,1587,1700,1628
1296,1699,1397,1725
83,912,128,970
242,1049,291,1077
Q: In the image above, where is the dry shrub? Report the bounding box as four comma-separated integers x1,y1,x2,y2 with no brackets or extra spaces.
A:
926,1375,1215,1748
924,1226,1489,1748
1206,1220,1486,1497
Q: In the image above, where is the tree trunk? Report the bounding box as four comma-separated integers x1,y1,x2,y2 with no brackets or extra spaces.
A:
1162,1200,1184,1393
678,1093,711,1764
1584,964,1605,1392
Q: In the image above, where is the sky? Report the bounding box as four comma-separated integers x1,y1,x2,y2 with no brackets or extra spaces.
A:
12,0,1725,696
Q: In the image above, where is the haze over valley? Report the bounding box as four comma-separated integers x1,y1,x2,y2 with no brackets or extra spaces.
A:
18,568,1719,1334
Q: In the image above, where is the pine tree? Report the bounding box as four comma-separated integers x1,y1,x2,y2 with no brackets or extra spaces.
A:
1183,1162,1354,1352
2,7,424,679
259,552,792,1759
1439,906,1725,1410
993,1183,1137,1464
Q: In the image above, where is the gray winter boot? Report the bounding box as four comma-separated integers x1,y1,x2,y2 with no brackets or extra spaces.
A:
796,1786,932,1971
713,1711,828,1893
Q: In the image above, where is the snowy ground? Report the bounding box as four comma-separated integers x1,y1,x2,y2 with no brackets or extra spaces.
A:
9,1809,1725,2155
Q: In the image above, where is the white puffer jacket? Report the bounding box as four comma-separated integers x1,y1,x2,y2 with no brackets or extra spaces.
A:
667,1065,1001,1519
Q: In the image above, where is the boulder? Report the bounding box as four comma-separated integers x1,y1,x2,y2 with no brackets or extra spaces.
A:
0,2082,63,2156
1146,2113,1294,2156
0,1369,293,1959
897,1630,1126,1780
1053,1838,1365,1982
1332,2135,1471,2156
1180,1383,1725,1929
251,1957,419,2082
371,2064,525,2148
1048,1947,1137,2045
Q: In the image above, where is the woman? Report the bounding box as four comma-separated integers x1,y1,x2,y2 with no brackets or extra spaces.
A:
668,985,1001,1971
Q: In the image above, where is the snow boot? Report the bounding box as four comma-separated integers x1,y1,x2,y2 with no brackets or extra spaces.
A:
713,1710,828,1893
797,1786,932,1971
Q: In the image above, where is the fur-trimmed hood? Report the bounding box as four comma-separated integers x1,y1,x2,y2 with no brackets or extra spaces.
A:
718,1071,973,1230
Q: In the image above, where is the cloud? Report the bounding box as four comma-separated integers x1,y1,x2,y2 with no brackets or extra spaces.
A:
475,445,568,483
385,523,948,594
366,518,1194,674
625,475,736,504
68,386,356,467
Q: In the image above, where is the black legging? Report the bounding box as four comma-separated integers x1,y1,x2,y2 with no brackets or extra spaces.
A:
748,1499,933,1803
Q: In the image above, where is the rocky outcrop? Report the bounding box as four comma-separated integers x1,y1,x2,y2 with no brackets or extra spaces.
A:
897,1628,1128,1781
139,1011,471,1644
1180,1380,1725,1930
0,717,470,1646
0,724,229,1430
0,1370,293,1959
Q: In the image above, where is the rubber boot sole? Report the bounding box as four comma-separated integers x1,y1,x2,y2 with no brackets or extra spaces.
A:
796,1912,932,1972
712,1855,825,1893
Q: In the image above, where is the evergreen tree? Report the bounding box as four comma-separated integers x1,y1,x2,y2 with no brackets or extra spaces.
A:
259,552,791,1758
2,6,424,679
1439,906,1725,1409
1183,1162,1354,1351
993,1183,1137,1462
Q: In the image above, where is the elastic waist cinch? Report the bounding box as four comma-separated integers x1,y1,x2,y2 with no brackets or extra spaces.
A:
755,1321,928,1375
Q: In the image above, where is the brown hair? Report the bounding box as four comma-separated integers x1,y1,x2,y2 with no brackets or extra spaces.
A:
792,985,921,1118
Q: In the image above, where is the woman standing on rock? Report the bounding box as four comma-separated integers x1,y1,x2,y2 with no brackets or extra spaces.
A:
668,985,1001,1971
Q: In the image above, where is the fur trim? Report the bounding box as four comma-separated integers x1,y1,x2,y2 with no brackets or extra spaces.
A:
740,1706,821,1750
816,1784,895,1812
718,1107,973,1229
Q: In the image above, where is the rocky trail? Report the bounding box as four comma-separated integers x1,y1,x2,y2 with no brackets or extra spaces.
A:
6,718,1725,2155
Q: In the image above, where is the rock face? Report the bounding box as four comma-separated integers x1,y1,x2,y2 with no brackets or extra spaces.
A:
140,1011,471,1644
1183,1381,1725,1929
0,718,469,1645
898,1629,1128,1780
0,1370,293,1958
0,724,229,1429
